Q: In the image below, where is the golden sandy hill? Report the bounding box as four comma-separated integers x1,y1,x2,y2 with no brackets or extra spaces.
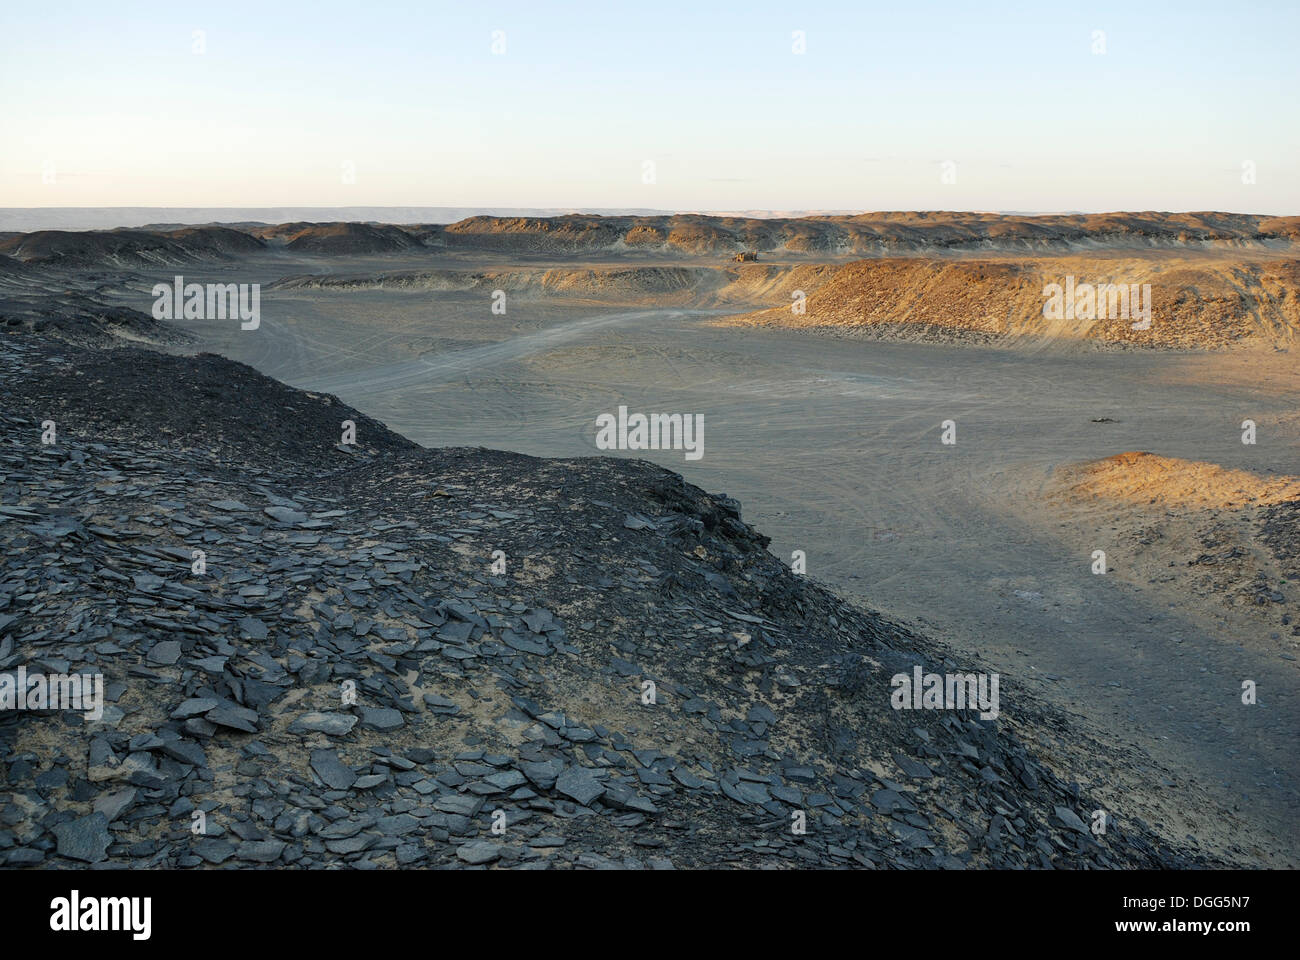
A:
721,255,1300,348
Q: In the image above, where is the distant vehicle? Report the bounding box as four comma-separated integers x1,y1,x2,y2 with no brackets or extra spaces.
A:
733,251,759,262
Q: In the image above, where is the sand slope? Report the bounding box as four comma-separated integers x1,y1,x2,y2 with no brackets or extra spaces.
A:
1025,453,1300,648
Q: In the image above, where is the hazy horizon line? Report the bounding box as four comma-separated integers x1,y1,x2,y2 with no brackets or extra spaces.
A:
4,205,1297,235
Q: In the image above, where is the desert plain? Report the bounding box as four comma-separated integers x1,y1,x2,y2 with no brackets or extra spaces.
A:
2,211,1297,867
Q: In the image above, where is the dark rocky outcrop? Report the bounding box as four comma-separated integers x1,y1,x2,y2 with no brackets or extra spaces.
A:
0,333,1225,869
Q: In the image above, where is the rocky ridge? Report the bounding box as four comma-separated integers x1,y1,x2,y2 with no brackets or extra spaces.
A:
4,212,1300,266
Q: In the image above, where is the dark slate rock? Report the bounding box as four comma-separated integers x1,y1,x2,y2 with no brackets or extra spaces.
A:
501,630,548,655
555,767,605,806
288,712,358,736
171,697,220,719
264,506,308,525
894,753,934,780
237,840,286,862
52,813,112,863
146,640,183,665
93,787,138,822
238,617,269,640
422,693,460,715
207,703,260,732
161,739,207,767
310,749,357,790
359,707,403,731
870,789,915,814
520,760,563,791
433,795,483,817
1054,806,1089,834
193,838,236,864
456,840,501,865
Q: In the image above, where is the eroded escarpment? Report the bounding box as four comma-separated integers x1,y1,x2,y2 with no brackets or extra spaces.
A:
4,213,1299,350
720,256,1300,348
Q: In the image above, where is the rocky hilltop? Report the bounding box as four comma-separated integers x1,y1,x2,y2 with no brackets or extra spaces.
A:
0,226,265,268
0,329,1227,869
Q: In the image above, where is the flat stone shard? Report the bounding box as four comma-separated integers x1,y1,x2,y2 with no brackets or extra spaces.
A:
264,506,309,525
239,617,270,640
52,813,112,863
193,838,236,864
556,767,605,806
310,749,357,790
433,794,483,816
207,703,260,732
162,739,208,767
359,707,403,731
171,697,221,719
894,753,934,781
456,841,501,865
1054,806,1089,834
146,640,182,665
209,499,250,512
237,840,286,862
93,787,138,822
289,712,358,736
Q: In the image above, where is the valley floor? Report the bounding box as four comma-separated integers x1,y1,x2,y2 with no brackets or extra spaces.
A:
115,266,1300,865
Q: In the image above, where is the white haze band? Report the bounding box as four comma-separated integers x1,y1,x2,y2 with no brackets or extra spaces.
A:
0,666,103,720
595,405,704,461
152,275,260,330
890,666,1000,720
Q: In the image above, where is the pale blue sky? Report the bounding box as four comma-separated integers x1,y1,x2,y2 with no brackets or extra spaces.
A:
3,0,1297,212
